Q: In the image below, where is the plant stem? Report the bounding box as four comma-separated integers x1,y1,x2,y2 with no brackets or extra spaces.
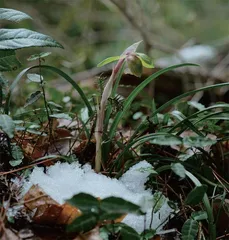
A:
95,58,125,172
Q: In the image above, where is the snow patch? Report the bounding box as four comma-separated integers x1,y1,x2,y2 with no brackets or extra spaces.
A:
23,161,173,233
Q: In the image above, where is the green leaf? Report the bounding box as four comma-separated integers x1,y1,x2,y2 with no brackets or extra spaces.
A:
66,193,99,212
191,211,208,221
181,219,199,240
66,213,98,233
140,229,156,239
120,224,141,240
24,90,42,107
27,73,43,83
122,41,142,55
99,212,124,221
50,113,72,120
152,192,166,213
136,53,154,68
0,50,21,72
109,63,198,140
187,101,205,111
100,197,142,215
97,55,123,67
27,52,51,61
149,134,182,146
171,163,186,178
0,8,32,22
0,114,15,138
185,185,208,205
9,144,24,166
0,28,63,50
183,136,217,147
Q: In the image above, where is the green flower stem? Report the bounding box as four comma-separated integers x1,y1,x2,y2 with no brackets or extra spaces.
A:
95,58,125,172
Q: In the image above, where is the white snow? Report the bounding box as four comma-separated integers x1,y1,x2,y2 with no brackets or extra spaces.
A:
22,161,173,233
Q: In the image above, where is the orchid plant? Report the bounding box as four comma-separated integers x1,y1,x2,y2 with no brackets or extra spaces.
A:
95,41,154,172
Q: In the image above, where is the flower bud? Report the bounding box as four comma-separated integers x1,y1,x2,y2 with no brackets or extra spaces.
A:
126,53,143,77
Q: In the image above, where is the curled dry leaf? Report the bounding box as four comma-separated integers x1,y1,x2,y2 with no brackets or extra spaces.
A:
24,185,81,225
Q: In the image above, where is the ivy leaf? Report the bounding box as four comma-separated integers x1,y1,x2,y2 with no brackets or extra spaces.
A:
181,219,199,240
185,185,208,205
136,53,154,68
0,8,32,22
24,90,42,107
0,28,63,50
171,163,186,178
66,213,98,233
0,114,15,138
0,50,21,72
97,55,123,67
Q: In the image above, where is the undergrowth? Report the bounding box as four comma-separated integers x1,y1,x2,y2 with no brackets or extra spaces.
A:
0,7,228,240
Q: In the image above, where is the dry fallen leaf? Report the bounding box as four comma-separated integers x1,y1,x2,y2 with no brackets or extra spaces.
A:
24,185,81,225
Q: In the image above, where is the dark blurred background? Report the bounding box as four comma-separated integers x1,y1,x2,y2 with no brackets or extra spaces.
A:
0,0,229,107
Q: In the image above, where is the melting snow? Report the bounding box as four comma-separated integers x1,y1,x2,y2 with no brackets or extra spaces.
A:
23,161,173,233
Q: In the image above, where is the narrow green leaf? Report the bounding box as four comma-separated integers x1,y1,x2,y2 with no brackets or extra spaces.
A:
10,144,24,166
185,185,208,205
0,50,21,72
0,8,32,22
171,163,186,178
24,90,42,107
181,219,199,240
0,114,15,138
97,56,123,67
109,63,198,140
136,53,154,68
183,136,217,147
0,28,63,50
149,134,182,146
66,213,98,233
67,193,99,212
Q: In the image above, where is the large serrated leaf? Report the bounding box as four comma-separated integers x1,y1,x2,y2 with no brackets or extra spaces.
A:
0,114,15,138
0,50,21,72
0,8,32,22
0,28,63,50
181,219,199,240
